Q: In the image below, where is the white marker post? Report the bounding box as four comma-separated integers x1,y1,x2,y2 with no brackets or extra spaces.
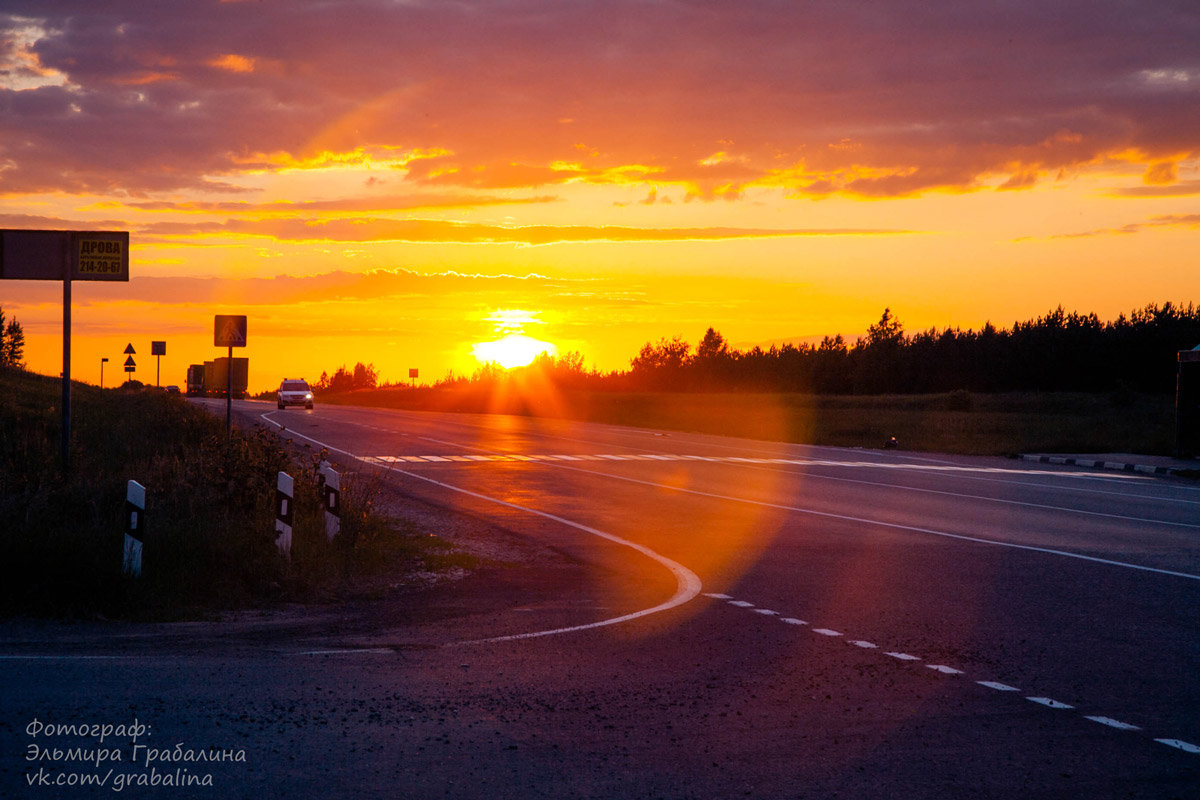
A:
123,480,146,578
275,471,293,559
318,461,341,541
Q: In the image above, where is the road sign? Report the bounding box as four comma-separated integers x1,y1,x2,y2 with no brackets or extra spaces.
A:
124,354,136,373
0,229,129,281
151,341,166,387
124,343,136,354
214,315,247,348
0,229,131,476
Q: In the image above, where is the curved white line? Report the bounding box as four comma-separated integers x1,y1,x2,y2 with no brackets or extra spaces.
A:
258,412,703,643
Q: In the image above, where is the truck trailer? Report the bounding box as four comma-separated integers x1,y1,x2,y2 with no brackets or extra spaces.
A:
186,358,249,398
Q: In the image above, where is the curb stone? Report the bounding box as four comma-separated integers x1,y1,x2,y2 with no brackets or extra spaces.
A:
1019,454,1182,476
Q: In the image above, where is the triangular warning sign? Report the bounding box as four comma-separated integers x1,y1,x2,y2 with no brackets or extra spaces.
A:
124,343,136,354
124,356,136,367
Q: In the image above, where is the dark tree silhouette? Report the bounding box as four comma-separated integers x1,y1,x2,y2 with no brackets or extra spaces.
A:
0,307,25,369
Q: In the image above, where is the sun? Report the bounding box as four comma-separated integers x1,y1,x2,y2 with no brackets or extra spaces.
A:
472,333,556,369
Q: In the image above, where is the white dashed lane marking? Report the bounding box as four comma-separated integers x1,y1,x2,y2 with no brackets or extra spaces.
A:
707,592,1199,756
365,452,1106,476
1028,697,1074,710
978,681,1021,692
927,664,964,675
1086,716,1142,731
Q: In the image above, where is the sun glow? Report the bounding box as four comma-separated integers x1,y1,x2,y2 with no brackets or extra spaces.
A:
472,333,556,369
471,308,557,369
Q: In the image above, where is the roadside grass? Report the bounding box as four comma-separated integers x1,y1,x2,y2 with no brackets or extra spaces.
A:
319,386,1175,456
0,368,473,619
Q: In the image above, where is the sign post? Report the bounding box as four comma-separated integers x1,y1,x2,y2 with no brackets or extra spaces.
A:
151,341,166,387
213,315,247,433
0,229,129,475
100,357,108,390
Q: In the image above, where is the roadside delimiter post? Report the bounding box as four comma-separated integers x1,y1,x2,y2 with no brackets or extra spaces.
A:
275,471,293,559
318,460,341,541
124,480,146,578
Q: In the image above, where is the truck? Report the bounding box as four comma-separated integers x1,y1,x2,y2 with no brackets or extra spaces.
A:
186,364,206,395
186,358,249,398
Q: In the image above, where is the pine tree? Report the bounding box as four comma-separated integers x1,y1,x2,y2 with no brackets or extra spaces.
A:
0,307,25,368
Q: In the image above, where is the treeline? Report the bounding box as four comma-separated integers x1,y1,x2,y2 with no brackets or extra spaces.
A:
468,303,1200,395
314,362,380,392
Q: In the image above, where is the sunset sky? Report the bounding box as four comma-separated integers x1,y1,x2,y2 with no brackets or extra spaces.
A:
1,0,1198,391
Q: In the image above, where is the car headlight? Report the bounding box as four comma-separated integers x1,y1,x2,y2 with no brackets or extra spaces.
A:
305,393,313,399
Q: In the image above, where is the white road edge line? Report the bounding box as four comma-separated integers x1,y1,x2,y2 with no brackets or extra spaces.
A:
524,459,1200,582
259,412,703,644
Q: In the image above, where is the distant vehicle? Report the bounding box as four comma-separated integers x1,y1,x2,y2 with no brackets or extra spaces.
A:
186,364,206,396
164,385,181,394
187,359,249,398
277,379,314,410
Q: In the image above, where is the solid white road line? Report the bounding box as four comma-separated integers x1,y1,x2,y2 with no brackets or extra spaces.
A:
259,412,703,644
525,460,1200,582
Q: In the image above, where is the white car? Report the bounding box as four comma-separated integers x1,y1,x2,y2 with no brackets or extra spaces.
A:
277,379,314,409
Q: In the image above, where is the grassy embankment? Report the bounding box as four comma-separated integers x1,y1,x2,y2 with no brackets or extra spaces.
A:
0,368,472,619
321,385,1176,456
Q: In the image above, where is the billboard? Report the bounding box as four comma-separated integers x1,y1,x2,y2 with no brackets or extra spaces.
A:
0,229,129,281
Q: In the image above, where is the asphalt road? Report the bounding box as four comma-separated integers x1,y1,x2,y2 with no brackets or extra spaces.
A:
3,400,1199,799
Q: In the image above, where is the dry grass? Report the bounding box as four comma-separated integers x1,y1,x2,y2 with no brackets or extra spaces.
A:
0,368,471,618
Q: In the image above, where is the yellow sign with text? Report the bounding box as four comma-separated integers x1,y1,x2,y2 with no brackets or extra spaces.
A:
76,237,127,278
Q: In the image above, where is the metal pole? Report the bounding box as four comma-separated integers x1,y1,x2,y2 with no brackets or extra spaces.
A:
100,358,106,389
62,276,71,477
226,344,233,433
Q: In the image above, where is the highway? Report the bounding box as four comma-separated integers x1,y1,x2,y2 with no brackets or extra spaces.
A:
3,400,1199,799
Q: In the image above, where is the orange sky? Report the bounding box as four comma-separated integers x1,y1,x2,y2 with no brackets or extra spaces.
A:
1,2,1198,391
